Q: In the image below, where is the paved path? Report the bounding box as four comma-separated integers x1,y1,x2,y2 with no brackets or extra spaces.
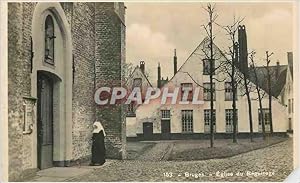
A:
67,139,293,182
137,142,174,161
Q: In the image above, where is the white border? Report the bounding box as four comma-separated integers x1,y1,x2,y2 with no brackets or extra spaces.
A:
0,0,299,182
0,1,8,182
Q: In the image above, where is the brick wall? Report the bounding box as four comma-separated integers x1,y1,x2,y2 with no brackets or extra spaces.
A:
67,2,97,161
8,3,24,181
94,2,126,159
8,2,38,180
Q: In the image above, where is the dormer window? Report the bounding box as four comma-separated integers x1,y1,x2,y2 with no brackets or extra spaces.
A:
45,15,55,65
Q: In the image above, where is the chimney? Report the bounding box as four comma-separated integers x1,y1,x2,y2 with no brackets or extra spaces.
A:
174,49,177,75
157,63,161,88
276,61,280,79
287,52,293,67
238,25,248,75
140,61,145,74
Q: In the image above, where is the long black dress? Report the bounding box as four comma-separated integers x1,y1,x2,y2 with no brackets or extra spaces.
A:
91,130,106,165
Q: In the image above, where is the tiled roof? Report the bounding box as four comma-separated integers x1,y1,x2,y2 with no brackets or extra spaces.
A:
248,65,288,97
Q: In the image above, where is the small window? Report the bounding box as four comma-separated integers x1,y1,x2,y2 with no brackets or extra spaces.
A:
128,102,134,113
225,82,237,101
258,108,270,132
225,109,238,133
161,110,170,119
203,82,216,101
204,109,216,133
44,15,55,65
203,59,215,75
133,78,142,88
182,110,193,133
181,83,193,101
127,101,136,117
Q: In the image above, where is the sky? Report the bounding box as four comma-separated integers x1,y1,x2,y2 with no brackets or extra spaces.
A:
125,2,295,85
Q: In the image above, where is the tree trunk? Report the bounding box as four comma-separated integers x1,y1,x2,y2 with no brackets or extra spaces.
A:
267,70,273,134
244,75,254,142
258,93,266,140
209,12,214,148
266,53,273,134
232,43,238,143
252,57,266,140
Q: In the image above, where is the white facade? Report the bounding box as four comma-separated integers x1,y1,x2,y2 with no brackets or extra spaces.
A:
132,39,289,138
126,62,152,137
280,58,294,131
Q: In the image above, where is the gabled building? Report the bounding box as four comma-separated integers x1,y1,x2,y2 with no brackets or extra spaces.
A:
126,61,152,137
247,52,294,132
281,52,294,132
131,27,289,140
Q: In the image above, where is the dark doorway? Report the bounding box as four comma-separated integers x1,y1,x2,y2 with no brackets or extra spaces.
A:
161,120,171,140
37,73,54,169
143,122,153,140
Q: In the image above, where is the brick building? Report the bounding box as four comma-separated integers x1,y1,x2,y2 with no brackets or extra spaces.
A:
8,2,126,181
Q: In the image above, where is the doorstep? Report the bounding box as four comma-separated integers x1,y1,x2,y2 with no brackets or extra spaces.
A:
26,159,116,182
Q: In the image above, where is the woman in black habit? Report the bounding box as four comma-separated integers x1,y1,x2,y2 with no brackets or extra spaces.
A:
90,121,106,166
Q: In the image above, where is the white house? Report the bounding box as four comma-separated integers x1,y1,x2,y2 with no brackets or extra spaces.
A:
129,34,289,140
280,52,294,132
125,61,152,137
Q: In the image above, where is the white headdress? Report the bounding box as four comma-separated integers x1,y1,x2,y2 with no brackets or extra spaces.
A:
93,121,106,136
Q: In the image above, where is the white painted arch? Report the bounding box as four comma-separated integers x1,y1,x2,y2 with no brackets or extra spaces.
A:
31,2,73,166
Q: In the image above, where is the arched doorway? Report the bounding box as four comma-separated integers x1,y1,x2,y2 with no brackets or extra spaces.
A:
31,3,73,169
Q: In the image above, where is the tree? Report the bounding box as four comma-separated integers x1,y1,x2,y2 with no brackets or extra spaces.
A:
218,16,244,143
202,3,218,148
265,51,274,134
249,51,267,140
241,57,255,142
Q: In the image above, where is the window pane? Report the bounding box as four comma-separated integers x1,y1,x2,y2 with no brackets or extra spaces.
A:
204,109,216,133
203,83,215,101
203,59,215,75
182,110,193,132
45,15,55,65
161,110,170,119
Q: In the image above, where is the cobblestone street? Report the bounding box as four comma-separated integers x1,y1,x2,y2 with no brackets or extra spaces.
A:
65,138,293,182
